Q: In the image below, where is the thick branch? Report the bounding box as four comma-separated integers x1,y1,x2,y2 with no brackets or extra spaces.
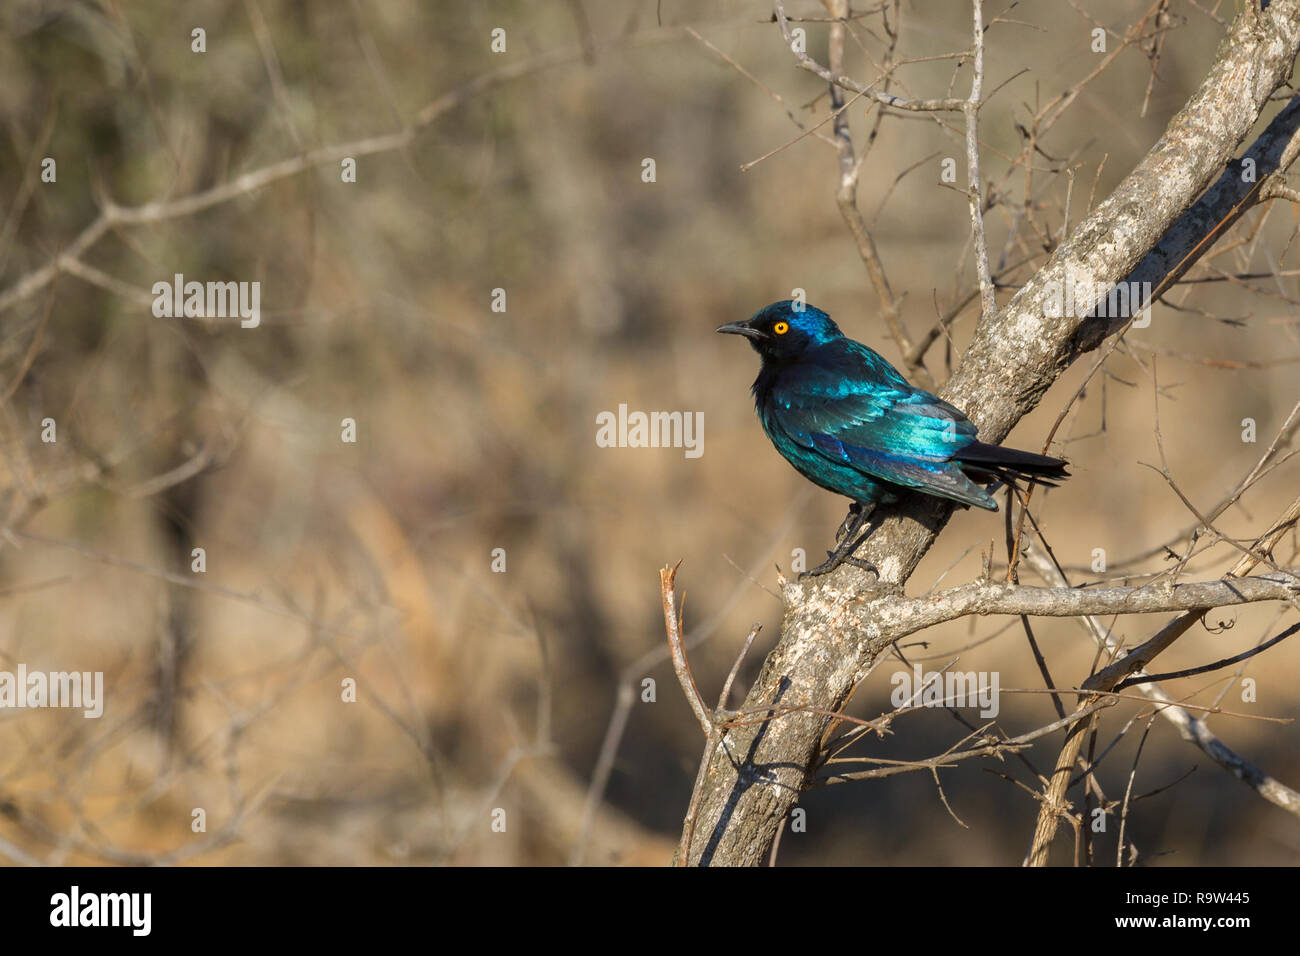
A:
877,575,1299,641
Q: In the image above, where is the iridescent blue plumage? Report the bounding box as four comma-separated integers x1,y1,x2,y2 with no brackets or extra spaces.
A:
718,301,1068,576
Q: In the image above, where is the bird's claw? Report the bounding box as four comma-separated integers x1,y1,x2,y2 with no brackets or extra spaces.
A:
844,557,879,575
799,551,878,580
802,503,878,579
834,502,864,542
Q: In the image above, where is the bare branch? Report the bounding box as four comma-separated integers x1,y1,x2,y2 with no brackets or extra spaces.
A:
873,573,1298,641
660,562,712,735
772,1,967,112
964,0,997,323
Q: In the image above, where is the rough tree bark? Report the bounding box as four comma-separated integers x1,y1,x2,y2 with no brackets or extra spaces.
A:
685,1,1300,866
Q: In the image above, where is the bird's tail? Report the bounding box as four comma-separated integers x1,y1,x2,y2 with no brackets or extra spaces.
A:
954,441,1070,490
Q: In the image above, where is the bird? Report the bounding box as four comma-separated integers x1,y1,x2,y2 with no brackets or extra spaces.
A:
717,300,1069,578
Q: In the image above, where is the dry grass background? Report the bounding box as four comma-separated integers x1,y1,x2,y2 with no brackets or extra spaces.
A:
0,0,1297,865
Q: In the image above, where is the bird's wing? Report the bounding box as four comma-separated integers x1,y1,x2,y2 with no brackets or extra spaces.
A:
767,342,993,506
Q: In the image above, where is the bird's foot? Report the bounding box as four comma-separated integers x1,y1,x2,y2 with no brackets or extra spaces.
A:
800,508,879,580
843,556,880,575
799,552,842,578
834,502,864,542
800,551,879,579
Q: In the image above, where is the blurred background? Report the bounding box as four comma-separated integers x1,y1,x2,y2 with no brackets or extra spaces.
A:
0,0,1296,865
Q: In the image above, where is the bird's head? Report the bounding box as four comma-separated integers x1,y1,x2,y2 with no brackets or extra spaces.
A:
716,301,843,362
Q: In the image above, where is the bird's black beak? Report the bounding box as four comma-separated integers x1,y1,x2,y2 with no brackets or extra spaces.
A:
716,321,765,341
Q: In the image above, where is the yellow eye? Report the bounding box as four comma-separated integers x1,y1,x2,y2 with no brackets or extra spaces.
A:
774,321,789,335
